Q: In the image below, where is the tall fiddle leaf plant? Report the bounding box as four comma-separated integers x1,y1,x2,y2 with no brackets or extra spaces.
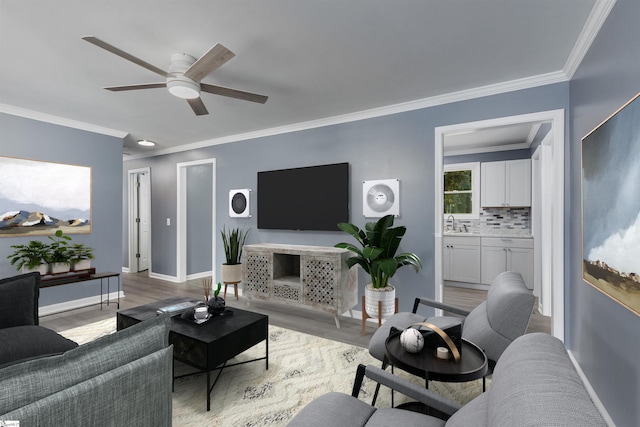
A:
335,214,422,289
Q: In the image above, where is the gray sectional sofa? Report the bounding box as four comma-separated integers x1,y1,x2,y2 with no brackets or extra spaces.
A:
0,272,78,367
0,314,173,426
288,333,607,426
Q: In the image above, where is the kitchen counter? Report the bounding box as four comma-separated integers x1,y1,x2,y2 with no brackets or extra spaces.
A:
443,231,533,239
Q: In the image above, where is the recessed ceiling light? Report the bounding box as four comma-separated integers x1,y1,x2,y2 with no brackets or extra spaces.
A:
137,139,156,147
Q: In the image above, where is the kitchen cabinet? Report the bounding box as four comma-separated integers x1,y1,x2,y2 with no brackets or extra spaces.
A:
481,237,534,288
443,236,481,283
481,159,531,207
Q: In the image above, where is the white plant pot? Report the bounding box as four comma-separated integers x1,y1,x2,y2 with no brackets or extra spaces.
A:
50,262,71,274
73,259,91,271
221,263,243,283
22,264,48,276
364,284,396,319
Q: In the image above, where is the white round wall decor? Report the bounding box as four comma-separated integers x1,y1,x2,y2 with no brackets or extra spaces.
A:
229,189,251,217
362,179,400,217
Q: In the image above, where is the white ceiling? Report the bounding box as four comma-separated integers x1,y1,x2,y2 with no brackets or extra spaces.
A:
0,1,610,157
444,122,543,156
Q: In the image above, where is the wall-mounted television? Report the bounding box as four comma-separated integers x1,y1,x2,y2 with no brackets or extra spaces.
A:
257,162,349,231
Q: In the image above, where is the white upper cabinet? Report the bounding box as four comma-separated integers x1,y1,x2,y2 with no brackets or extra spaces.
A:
481,159,531,207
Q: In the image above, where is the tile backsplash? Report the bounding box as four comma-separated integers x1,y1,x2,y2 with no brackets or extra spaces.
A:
445,207,531,235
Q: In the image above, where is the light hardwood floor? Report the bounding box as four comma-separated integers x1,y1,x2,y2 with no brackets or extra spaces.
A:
40,272,550,349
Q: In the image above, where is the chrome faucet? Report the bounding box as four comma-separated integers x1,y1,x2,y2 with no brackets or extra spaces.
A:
447,214,455,232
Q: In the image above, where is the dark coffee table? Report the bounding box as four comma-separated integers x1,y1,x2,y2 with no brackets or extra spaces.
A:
117,296,268,411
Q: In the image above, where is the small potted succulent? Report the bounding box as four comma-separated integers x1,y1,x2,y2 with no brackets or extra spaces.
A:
7,240,50,275
207,282,226,315
69,243,94,271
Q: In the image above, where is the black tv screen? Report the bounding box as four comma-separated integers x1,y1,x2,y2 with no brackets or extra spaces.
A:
257,163,349,231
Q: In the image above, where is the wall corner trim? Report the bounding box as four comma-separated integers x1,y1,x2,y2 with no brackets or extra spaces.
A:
567,349,616,427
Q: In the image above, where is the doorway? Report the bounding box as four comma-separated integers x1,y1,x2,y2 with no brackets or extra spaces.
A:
434,110,565,341
176,159,216,283
128,168,151,273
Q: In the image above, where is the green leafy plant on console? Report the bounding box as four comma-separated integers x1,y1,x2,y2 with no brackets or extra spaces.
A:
7,240,50,272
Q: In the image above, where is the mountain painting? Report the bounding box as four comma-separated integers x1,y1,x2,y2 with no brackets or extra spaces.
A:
0,156,91,236
582,92,640,315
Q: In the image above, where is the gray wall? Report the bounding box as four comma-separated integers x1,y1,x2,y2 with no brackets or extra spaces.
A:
569,0,640,425
186,163,213,275
123,82,569,314
0,113,123,306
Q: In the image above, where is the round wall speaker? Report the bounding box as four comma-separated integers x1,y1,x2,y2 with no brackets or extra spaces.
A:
366,184,395,212
363,179,400,217
229,189,251,217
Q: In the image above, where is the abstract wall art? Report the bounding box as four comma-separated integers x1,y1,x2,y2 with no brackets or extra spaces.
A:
582,92,640,315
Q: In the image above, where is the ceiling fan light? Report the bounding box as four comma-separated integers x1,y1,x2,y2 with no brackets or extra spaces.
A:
137,139,156,147
167,77,200,99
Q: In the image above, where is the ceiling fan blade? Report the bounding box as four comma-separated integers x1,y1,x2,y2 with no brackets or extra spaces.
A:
201,83,268,104
187,98,209,116
183,43,235,82
104,83,167,92
82,36,170,78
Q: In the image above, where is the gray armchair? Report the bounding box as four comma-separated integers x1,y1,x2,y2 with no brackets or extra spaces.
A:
288,333,607,426
368,271,535,370
0,272,78,367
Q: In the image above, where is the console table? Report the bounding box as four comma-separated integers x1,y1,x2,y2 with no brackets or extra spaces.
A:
243,244,358,328
40,269,121,310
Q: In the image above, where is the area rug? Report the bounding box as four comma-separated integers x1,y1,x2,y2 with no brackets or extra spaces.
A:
60,318,487,426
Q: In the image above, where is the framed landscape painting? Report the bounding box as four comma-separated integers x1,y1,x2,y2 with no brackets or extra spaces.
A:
582,92,640,315
0,156,91,236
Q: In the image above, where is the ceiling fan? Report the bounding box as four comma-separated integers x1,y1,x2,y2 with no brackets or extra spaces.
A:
82,36,268,116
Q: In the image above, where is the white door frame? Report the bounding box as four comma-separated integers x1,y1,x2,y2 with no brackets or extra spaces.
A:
532,139,554,316
127,167,151,274
176,159,216,283
434,109,565,341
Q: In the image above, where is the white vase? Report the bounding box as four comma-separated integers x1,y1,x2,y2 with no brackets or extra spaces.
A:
22,264,48,276
73,259,91,271
221,263,243,283
364,284,396,319
50,262,71,274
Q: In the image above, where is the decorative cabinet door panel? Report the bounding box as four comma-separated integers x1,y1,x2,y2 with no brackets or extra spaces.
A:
302,255,337,308
244,253,271,296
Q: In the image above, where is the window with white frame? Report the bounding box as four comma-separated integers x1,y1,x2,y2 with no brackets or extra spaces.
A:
443,162,480,219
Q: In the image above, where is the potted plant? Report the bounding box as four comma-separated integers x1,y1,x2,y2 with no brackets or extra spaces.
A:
335,214,422,319
220,226,249,283
207,282,226,315
47,229,72,274
69,243,94,271
7,240,50,275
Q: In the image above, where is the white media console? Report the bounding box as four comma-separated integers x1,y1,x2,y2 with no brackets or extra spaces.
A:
242,243,358,328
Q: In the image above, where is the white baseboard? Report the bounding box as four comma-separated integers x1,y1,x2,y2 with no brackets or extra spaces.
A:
567,350,616,427
39,291,125,316
148,271,179,283
187,271,213,281
122,267,130,274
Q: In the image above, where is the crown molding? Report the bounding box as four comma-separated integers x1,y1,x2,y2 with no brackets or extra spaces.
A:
564,0,617,79
0,103,127,138
125,70,569,161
